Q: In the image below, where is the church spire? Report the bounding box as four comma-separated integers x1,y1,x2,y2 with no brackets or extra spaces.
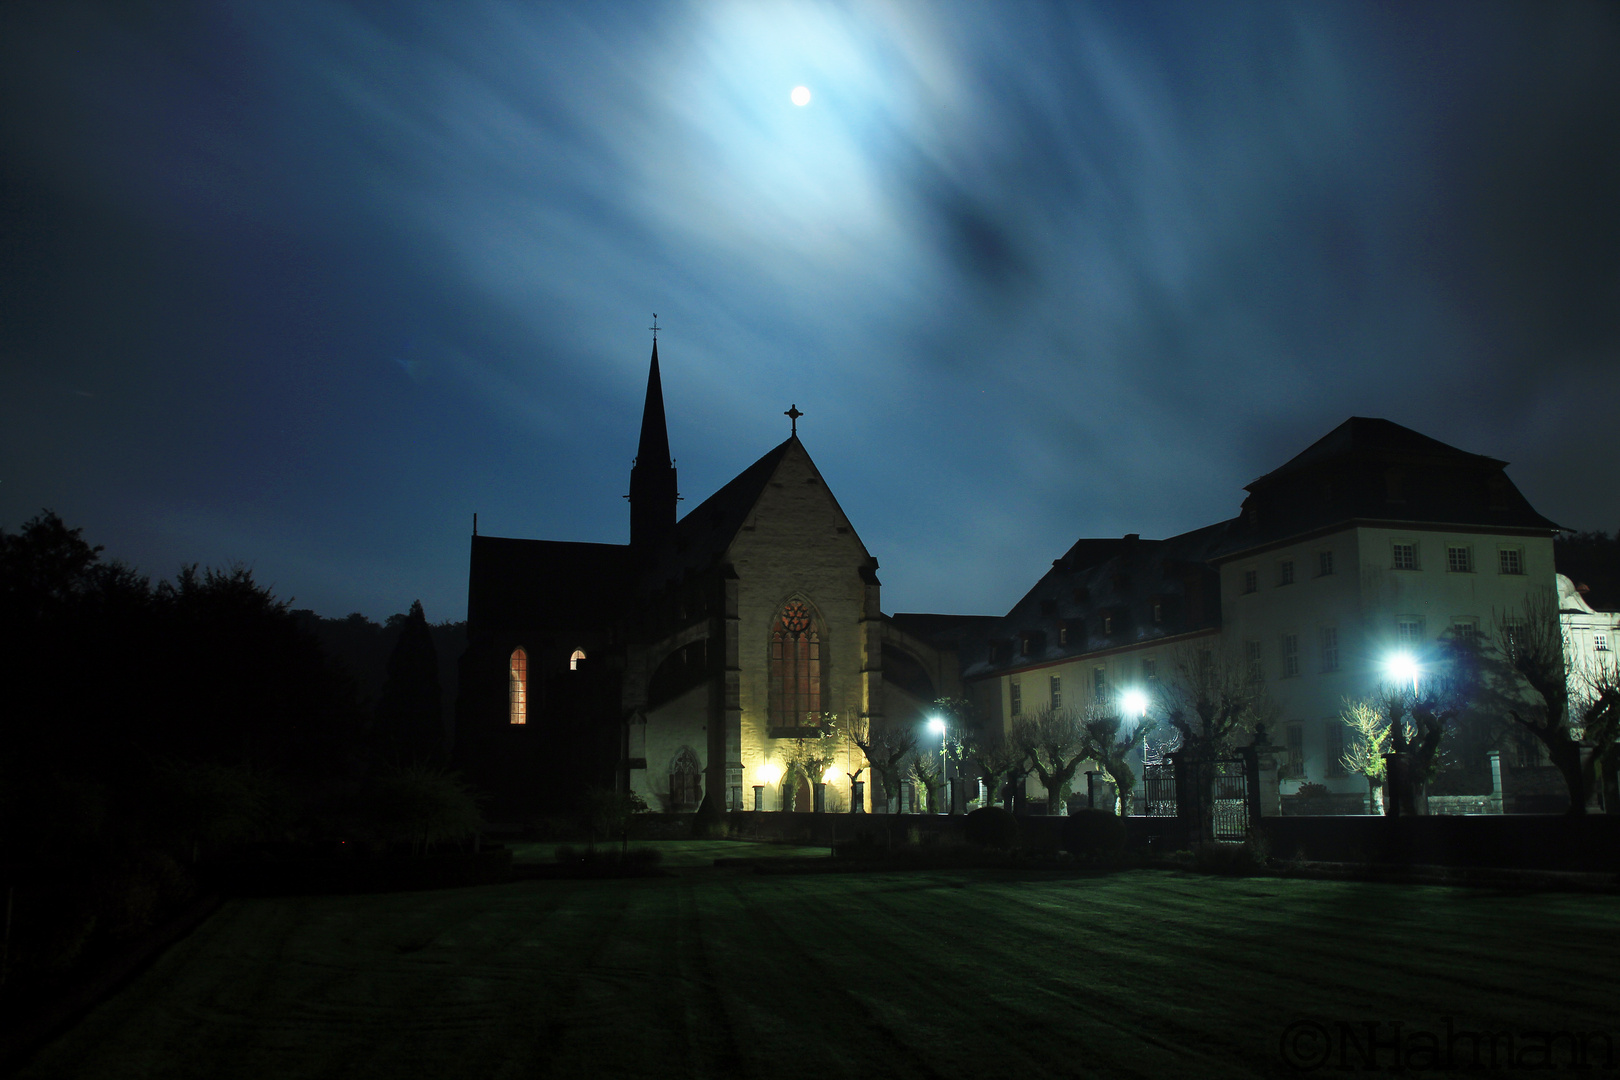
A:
629,333,678,551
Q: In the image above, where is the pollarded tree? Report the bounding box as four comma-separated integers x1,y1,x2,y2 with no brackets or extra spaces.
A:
1339,698,1390,811
1078,706,1150,817
961,725,1022,810
782,712,841,810
1488,592,1620,813
1011,706,1090,816
1157,645,1277,841
847,714,916,813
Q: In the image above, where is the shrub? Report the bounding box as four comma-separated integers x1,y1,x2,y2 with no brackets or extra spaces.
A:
1061,809,1126,862
1296,782,1331,799
963,806,1019,850
1193,839,1265,876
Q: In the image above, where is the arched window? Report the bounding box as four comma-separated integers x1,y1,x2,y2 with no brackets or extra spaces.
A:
509,648,527,725
769,598,821,728
569,648,586,671
670,747,702,811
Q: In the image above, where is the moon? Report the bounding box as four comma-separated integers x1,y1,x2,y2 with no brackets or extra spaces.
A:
791,85,811,107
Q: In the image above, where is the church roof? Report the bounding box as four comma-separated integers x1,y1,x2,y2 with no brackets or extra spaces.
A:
639,437,799,588
467,535,632,632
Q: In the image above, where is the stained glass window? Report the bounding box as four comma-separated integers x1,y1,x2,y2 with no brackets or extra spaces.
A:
509,648,527,725
769,599,821,727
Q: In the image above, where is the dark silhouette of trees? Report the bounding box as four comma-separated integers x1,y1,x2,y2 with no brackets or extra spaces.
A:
1556,530,1620,612
847,715,915,813
374,600,444,763
1486,592,1620,814
1011,707,1089,814
1078,708,1150,816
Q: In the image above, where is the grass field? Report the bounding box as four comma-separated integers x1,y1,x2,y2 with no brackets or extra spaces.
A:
18,855,1620,1079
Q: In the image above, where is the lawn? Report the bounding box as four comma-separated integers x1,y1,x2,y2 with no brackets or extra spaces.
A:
18,863,1620,1079
508,838,833,866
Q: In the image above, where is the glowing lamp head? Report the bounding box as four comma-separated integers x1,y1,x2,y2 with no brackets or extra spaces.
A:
1385,652,1420,686
821,764,841,784
1121,689,1149,719
754,762,783,786
791,85,811,107
928,716,946,736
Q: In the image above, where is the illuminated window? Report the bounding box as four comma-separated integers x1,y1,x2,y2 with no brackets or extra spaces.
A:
509,648,527,725
569,648,586,671
769,599,821,727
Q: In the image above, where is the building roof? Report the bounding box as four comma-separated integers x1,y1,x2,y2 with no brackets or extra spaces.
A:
1216,417,1561,560
638,437,799,589
466,535,632,632
964,520,1230,680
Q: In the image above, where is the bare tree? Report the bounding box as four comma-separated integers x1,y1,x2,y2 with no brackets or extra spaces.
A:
846,714,916,814
1011,706,1090,815
1078,706,1150,816
961,726,1022,810
1156,645,1277,841
781,713,840,810
1339,697,1390,811
1487,591,1620,814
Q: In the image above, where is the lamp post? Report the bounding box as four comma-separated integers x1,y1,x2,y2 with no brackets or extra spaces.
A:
928,716,947,814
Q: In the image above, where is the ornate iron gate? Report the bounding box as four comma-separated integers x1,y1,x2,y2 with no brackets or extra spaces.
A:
1142,763,1178,817
1210,758,1250,842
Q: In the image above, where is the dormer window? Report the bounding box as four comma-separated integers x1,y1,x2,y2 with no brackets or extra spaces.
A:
1058,626,1068,646
570,648,587,671
1102,614,1113,635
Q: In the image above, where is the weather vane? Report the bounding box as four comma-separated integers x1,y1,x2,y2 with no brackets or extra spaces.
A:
650,313,659,341
785,403,803,436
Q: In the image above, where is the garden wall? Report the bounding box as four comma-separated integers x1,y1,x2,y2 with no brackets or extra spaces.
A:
1255,814,1620,872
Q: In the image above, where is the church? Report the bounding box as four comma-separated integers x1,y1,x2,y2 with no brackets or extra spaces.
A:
455,339,961,818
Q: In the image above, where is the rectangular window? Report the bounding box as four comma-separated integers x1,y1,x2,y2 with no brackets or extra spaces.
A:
1093,667,1106,697
1009,681,1022,717
1318,551,1334,577
1050,675,1062,711
1499,547,1524,575
1452,619,1480,644
1102,614,1113,634
1278,560,1295,586
1284,723,1304,779
1392,542,1417,571
1320,627,1339,672
1447,546,1474,573
1142,657,1157,682
1152,601,1163,623
1397,618,1424,646
1324,721,1347,777
1245,640,1264,683
1242,569,1259,594
1597,633,1610,653
1058,627,1068,646
1281,633,1300,678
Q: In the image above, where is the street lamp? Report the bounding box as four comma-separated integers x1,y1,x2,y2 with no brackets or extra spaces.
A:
928,715,947,814
1120,688,1149,722
1384,652,1420,696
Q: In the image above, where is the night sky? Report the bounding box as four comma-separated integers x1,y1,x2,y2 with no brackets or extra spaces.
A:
3,1,1617,624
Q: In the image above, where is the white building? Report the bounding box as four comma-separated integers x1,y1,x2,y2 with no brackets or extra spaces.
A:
963,418,1568,804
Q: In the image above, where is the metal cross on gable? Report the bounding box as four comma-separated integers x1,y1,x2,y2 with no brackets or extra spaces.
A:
650,313,659,340
784,403,803,436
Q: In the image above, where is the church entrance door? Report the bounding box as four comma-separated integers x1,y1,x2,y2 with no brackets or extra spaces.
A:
793,776,812,812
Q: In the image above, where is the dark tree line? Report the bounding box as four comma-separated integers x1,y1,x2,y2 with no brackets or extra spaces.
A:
0,512,477,995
